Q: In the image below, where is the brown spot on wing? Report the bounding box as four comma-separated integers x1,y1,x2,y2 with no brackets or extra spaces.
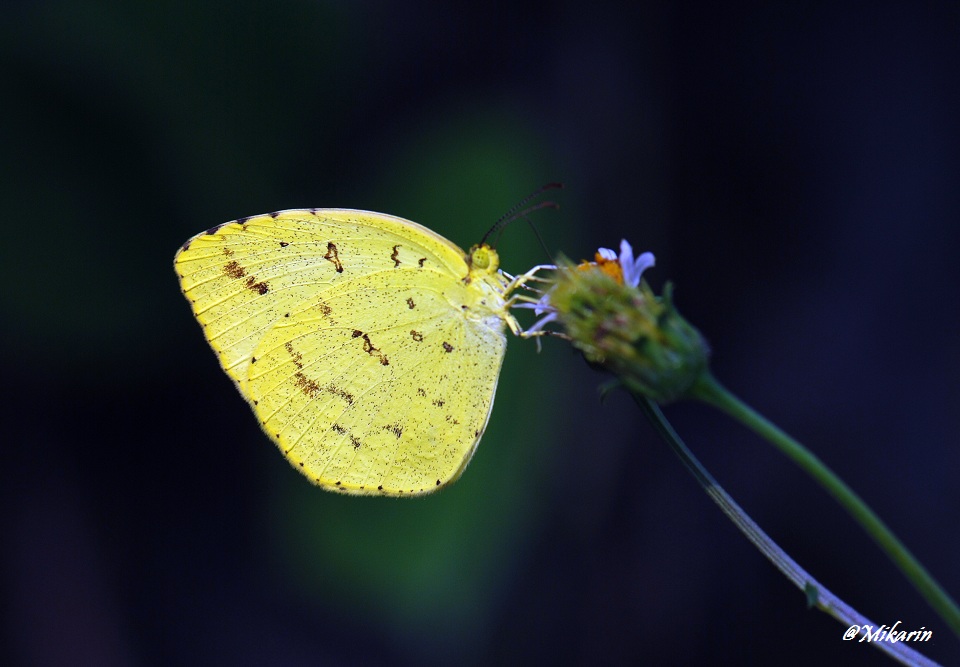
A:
410,330,423,342
224,260,268,294
294,373,354,404
245,276,269,294
406,297,416,309
222,247,234,257
432,398,444,407
326,383,354,404
324,242,344,273
418,258,427,267
284,342,304,369
224,260,246,279
357,331,389,366
442,342,454,353
382,423,403,439
279,241,289,247
391,245,401,267
417,388,426,397
294,372,321,398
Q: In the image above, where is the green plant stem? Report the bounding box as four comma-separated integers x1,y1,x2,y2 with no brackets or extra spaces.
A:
633,394,939,666
690,371,960,640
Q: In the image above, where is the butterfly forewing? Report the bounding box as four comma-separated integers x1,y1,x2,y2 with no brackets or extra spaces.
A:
175,208,510,495
174,210,469,388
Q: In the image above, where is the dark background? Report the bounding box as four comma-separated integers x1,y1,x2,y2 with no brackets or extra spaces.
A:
2,1,959,665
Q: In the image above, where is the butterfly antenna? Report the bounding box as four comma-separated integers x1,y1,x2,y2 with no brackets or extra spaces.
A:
527,213,555,262
491,201,558,262
480,182,563,248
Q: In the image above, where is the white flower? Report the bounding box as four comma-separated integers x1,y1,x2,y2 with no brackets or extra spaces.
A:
514,239,655,335
513,290,558,333
596,239,655,287
597,247,618,261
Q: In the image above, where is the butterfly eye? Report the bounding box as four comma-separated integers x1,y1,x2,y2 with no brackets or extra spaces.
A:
469,244,499,272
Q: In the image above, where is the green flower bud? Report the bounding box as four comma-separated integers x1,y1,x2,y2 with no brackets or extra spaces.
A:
547,246,710,403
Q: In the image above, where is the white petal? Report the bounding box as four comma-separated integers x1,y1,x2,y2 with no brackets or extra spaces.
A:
619,237,655,287
526,312,558,333
618,239,634,266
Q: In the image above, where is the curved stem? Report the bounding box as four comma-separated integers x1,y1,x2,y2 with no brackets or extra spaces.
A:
689,372,960,640
633,393,940,666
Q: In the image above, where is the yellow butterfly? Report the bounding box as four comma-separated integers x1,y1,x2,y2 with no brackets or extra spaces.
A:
175,209,545,496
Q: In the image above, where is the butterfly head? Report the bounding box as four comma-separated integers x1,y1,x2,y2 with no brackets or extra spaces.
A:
465,244,501,282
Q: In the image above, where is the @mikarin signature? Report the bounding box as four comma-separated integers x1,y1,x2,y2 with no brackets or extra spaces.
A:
843,621,933,643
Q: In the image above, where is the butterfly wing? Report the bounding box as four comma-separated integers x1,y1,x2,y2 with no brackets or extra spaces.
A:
175,209,508,495
174,209,468,391
247,268,507,495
